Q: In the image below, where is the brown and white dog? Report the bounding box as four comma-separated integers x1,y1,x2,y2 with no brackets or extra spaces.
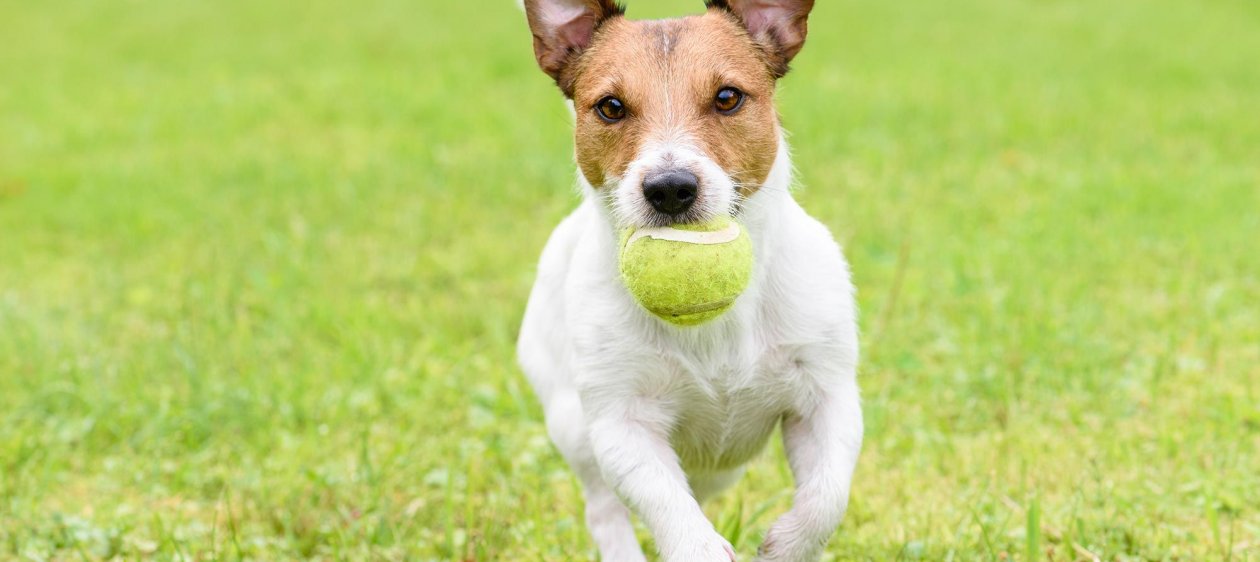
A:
517,2,862,560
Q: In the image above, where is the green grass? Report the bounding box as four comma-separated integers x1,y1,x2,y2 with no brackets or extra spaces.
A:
1,0,1258,560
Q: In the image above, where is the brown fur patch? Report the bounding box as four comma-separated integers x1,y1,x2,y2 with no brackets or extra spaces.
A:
569,11,781,196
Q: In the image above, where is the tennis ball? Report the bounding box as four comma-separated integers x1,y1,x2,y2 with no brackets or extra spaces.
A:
619,216,753,326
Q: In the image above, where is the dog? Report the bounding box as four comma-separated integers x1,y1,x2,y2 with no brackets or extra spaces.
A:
516,1,862,560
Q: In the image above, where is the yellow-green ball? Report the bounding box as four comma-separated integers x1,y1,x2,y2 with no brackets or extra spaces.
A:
619,217,753,326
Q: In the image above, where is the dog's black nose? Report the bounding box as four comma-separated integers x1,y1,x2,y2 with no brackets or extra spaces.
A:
643,170,698,216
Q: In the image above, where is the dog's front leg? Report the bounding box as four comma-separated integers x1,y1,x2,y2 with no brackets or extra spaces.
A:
587,401,736,562
756,383,863,562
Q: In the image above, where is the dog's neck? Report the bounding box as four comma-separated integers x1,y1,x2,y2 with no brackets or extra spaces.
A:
733,132,795,242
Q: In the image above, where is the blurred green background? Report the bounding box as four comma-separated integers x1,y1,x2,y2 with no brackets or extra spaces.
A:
2,0,1258,560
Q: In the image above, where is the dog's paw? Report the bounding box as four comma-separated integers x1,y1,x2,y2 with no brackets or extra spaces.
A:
664,534,737,562
754,513,825,562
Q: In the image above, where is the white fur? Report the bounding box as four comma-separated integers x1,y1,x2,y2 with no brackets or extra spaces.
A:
518,131,863,561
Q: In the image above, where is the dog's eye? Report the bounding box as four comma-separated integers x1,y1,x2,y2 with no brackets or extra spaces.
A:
714,87,745,114
595,96,626,122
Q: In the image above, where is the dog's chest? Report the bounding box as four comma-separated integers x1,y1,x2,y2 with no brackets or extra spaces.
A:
664,341,807,471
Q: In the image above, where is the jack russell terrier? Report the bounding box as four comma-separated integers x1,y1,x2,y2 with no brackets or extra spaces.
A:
517,1,862,560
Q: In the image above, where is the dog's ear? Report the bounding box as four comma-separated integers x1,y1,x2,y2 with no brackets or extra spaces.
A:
524,0,624,97
707,0,814,77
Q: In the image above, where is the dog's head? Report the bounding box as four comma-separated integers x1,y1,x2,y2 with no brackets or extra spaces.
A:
524,0,815,227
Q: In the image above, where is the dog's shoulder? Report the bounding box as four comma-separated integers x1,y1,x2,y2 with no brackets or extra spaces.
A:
517,200,601,390
761,200,856,320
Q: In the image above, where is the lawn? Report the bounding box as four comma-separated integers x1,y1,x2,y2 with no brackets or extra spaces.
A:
1,0,1258,560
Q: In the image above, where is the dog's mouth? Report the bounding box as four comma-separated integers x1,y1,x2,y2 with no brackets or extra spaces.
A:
642,207,714,228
